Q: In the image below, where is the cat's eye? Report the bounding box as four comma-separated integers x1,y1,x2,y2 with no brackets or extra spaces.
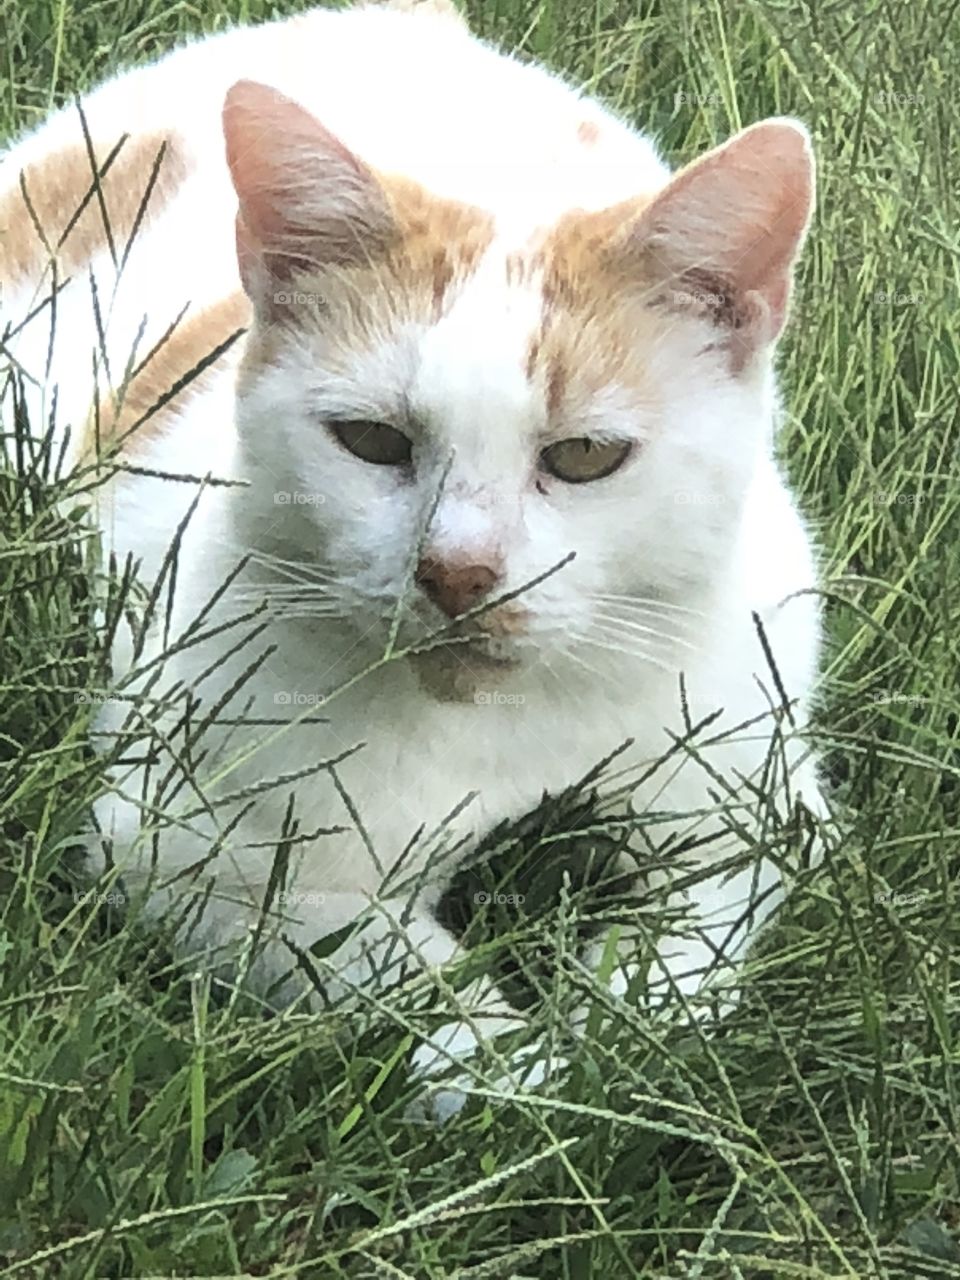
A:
539,436,632,484
328,420,413,466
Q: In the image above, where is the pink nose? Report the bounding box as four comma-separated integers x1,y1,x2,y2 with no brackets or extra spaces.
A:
416,557,500,618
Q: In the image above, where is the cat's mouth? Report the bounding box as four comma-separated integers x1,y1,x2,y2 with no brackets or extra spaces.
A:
407,630,522,702
402,601,529,700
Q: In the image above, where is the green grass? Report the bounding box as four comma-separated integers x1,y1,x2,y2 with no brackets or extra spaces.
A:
2,0,960,1275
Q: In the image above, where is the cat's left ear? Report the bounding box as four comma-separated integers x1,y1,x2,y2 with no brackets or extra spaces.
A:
623,119,814,367
222,80,396,312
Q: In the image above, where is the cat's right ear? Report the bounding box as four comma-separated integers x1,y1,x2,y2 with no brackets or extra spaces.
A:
222,80,396,314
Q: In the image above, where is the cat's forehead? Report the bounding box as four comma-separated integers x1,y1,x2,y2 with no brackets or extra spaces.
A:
409,244,547,445
403,203,666,441
334,178,658,416
249,176,670,435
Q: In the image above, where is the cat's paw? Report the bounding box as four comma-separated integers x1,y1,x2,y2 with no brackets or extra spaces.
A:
407,1020,567,1123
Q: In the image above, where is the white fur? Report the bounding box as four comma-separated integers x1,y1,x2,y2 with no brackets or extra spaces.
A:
1,2,825,1083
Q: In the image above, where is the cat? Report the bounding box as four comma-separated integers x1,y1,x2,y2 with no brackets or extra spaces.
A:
0,0,825,1100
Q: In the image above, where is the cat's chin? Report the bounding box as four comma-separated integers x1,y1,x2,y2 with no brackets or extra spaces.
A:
408,643,521,704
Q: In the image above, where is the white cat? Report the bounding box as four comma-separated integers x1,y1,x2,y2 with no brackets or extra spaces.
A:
0,0,824,1088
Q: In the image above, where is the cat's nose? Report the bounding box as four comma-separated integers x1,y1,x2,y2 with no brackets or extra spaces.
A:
415,556,500,618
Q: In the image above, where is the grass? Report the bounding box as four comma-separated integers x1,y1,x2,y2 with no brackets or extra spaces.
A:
1,0,959,1275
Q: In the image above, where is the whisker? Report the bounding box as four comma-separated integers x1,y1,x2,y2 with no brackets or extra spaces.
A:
590,610,699,655
222,613,348,626
536,652,567,692
245,548,340,586
231,583,338,599
578,632,682,679
222,589,347,617
591,592,709,620
588,621,689,671
557,643,613,685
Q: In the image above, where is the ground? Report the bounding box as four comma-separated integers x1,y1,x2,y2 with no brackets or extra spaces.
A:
1,0,959,1276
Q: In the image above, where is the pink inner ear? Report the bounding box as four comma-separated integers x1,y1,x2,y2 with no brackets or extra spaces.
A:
631,119,815,346
233,212,263,298
221,80,395,295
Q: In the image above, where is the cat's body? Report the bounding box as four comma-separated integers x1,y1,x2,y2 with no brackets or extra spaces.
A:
1,0,824,1076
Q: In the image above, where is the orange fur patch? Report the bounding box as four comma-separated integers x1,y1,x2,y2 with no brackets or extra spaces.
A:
475,603,531,638
576,120,600,146
241,177,494,374
82,291,251,461
0,132,189,286
382,176,495,319
538,198,652,316
516,198,674,417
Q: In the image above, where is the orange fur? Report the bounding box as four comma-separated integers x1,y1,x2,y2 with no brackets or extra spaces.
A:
517,200,669,418
576,119,601,146
82,291,251,461
384,175,495,319
241,177,494,374
0,132,189,287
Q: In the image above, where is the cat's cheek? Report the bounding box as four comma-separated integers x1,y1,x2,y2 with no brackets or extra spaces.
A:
320,481,424,598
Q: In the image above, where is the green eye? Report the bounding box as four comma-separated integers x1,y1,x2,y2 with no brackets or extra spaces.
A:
328,420,413,466
540,437,632,484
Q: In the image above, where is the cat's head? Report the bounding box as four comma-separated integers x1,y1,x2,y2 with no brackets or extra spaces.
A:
223,81,814,702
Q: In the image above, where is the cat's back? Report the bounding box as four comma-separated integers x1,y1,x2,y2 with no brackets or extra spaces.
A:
3,1,665,234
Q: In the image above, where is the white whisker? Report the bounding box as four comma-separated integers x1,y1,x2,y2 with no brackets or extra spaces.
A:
590,610,699,655
245,548,340,587
591,592,709,620
253,610,352,622
578,631,682,679
558,644,613,685
232,583,338,600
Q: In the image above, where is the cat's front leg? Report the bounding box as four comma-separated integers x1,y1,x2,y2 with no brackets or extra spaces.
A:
92,787,558,1116
267,884,568,1120
580,760,827,1021
578,852,784,1024
629,856,780,1002
345,889,568,1120
200,884,566,1120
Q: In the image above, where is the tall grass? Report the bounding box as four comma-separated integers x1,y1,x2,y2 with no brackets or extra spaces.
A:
1,0,959,1275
